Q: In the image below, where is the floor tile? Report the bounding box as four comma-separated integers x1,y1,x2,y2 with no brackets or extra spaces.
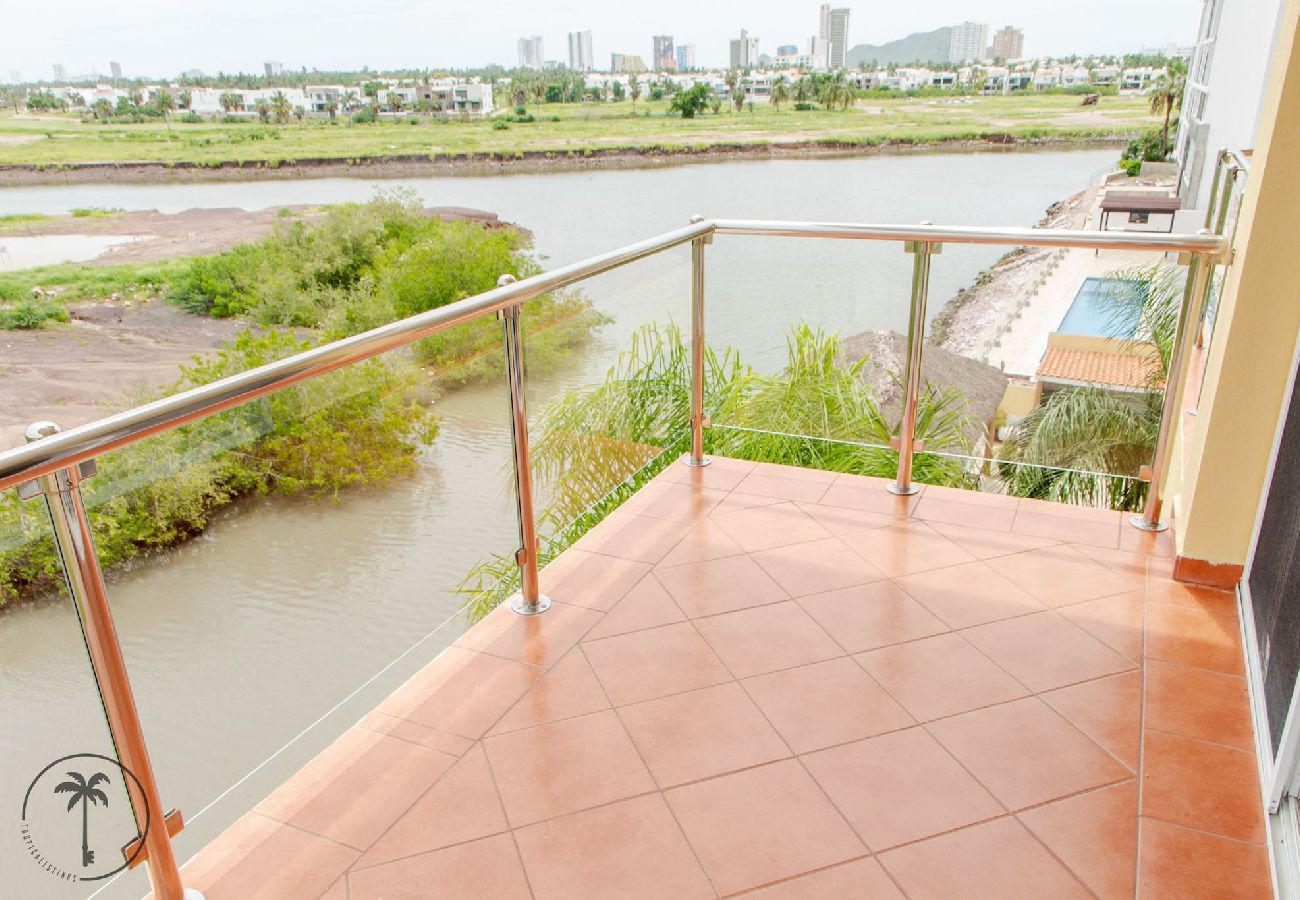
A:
180,812,357,900
654,554,789,618
1018,782,1138,900
856,633,1028,722
734,470,834,503
1058,590,1145,662
711,501,833,552
256,728,455,850
658,455,755,491
963,611,1135,692
320,878,347,900
928,697,1131,810
1042,671,1142,770
582,622,732,706
348,832,532,900
752,536,887,597
573,512,687,564
794,502,900,536
1011,506,1122,549
840,522,976,578
1145,603,1245,675
514,795,714,900
743,657,914,753
803,727,1003,850
896,560,1045,628
926,521,1059,560
1140,730,1265,843
710,491,786,517
356,745,507,869
1118,522,1175,557
619,480,728,522
1137,818,1271,899
374,647,542,740
355,711,474,758
985,544,1138,607
656,518,746,568
879,817,1092,899
455,600,602,668
665,759,865,896
582,573,685,641
538,550,651,612
913,494,1017,531
488,649,611,734
619,682,789,786
482,709,655,827
819,475,921,517
1146,576,1239,616
797,581,948,653
693,601,844,678
741,856,903,899
1074,543,1154,581
1144,659,1254,750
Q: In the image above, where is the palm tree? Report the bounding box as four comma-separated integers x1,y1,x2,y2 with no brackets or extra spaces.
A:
819,71,853,110
54,770,110,868
629,73,641,112
154,90,175,134
325,96,338,122
387,91,404,114
999,263,1181,510
270,90,292,124
724,69,740,111
771,75,791,111
341,89,359,112
256,98,271,123
219,91,243,113
92,98,112,121
1148,60,1187,158
793,75,814,105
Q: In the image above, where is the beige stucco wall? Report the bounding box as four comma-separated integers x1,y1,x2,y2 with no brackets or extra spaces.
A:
1173,0,1300,564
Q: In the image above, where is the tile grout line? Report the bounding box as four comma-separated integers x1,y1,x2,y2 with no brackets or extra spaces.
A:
1134,551,1153,898
477,734,540,900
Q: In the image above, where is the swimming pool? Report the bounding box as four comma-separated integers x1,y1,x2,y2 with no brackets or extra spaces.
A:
1058,276,1144,338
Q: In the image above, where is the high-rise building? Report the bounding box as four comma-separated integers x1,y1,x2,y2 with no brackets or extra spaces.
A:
949,22,989,63
653,36,675,71
816,5,851,70
109,61,123,82
52,63,67,82
807,36,830,70
610,54,647,74
776,44,799,56
991,26,1025,60
675,44,696,70
518,36,544,70
263,61,283,77
567,31,593,71
729,29,758,69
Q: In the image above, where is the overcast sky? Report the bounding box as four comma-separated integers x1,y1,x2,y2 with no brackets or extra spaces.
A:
3,0,1201,80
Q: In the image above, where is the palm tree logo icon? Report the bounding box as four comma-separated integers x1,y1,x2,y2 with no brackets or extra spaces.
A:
53,770,111,868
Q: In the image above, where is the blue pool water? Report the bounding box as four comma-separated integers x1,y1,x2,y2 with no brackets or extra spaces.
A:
1058,276,1144,338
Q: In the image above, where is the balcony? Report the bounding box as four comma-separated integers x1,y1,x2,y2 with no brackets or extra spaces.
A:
166,457,1267,899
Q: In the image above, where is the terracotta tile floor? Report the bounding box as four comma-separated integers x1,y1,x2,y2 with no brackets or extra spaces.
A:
170,458,1271,899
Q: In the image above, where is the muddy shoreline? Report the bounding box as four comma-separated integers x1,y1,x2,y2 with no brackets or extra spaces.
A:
0,134,1128,186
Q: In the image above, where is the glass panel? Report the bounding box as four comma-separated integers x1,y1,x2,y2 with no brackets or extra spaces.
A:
0,490,139,899
40,323,518,898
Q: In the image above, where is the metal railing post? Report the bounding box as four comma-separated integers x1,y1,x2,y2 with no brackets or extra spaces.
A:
1132,246,1213,532
684,214,712,468
18,422,200,900
889,229,939,496
497,275,552,616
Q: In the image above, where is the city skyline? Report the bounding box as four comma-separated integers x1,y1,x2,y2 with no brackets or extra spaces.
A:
3,0,1199,80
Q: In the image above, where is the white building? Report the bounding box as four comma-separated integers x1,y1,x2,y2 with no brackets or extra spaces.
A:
568,31,594,72
1176,0,1286,207
950,22,990,63
518,36,544,70
676,44,696,70
730,29,759,69
1120,66,1165,92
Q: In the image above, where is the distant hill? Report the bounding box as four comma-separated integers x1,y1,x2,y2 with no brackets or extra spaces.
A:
846,28,953,67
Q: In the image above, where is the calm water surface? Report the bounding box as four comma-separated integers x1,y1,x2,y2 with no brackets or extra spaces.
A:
0,148,1114,898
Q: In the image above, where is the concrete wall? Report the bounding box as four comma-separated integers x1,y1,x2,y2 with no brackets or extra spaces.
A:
1173,0,1300,567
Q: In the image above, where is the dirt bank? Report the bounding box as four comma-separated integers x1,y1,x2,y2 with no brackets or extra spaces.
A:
0,135,1127,186
930,183,1099,359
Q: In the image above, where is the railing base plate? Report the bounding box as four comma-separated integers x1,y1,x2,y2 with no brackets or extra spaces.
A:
511,593,553,616
681,455,713,468
1129,514,1171,533
886,483,920,496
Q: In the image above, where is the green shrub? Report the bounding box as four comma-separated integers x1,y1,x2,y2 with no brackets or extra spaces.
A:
0,299,69,329
492,119,510,130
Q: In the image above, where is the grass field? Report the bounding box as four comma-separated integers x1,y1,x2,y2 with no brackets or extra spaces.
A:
0,94,1156,167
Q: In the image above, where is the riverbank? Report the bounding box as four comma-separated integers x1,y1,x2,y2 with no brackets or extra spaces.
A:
0,134,1129,186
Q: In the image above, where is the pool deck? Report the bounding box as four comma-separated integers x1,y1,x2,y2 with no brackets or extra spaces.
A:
161,457,1270,899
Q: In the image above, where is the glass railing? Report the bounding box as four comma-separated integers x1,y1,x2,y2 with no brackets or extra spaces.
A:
0,216,1227,899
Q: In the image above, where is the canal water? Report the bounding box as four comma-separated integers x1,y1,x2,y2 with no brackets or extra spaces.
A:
0,147,1115,898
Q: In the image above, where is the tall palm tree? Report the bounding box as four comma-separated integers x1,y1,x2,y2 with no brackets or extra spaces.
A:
629,73,641,112
793,75,814,105
819,71,853,110
270,90,292,124
1148,59,1187,158
999,264,1181,510
54,770,110,868
770,75,791,111
724,69,740,111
